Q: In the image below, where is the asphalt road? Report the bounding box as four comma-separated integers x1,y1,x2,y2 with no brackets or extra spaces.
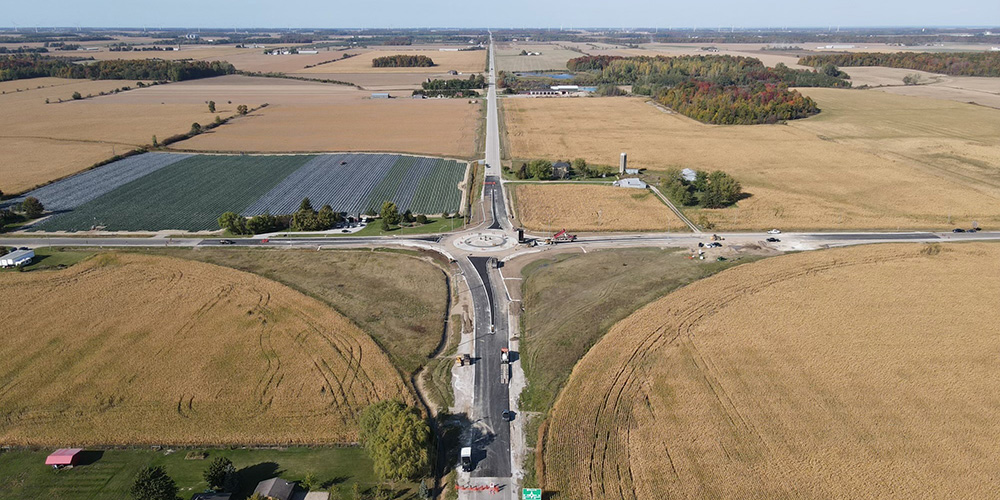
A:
467,256,512,478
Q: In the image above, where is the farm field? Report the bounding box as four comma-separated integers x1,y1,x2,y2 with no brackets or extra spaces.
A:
515,248,753,415
176,98,480,158
0,447,417,500
298,49,486,74
288,71,459,90
25,153,467,232
511,183,684,232
0,77,214,194
135,247,450,377
503,93,1000,230
102,74,365,105
0,253,409,446
495,43,586,72
543,242,1000,499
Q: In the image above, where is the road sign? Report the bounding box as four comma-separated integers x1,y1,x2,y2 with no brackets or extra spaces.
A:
523,488,542,500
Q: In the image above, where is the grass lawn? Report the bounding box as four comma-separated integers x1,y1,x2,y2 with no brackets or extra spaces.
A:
0,247,95,272
518,248,757,413
0,447,419,500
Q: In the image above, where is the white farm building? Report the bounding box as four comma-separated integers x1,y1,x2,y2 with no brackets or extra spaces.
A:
613,178,647,189
0,249,34,268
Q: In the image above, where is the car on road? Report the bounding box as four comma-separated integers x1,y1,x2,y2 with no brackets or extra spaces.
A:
502,410,512,421
953,228,966,233
767,229,781,234
219,239,235,245
766,237,780,243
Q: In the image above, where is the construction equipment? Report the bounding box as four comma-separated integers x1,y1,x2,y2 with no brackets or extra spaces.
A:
545,229,577,244
500,347,510,384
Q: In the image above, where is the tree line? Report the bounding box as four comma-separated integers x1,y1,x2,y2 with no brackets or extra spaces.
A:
658,80,819,125
218,198,342,235
799,51,1000,77
372,54,435,68
0,55,235,82
559,54,846,124
660,168,743,209
421,74,485,90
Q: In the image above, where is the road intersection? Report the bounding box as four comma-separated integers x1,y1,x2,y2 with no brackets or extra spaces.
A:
3,32,1000,500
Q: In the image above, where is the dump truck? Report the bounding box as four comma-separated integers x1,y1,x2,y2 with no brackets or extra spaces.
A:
544,229,577,244
500,347,510,384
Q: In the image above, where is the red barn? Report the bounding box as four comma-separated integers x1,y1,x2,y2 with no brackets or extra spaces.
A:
45,448,83,467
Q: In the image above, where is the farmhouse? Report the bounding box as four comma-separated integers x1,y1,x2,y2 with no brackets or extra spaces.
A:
0,248,34,268
553,161,571,179
613,178,647,189
45,448,83,468
254,478,295,500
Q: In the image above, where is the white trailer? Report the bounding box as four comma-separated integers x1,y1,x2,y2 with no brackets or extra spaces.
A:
0,249,34,268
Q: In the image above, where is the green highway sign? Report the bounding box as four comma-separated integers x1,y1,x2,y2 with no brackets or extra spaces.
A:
523,488,542,500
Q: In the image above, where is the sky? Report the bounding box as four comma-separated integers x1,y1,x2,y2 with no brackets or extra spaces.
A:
7,0,999,29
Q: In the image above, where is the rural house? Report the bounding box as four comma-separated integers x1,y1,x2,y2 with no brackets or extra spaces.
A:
253,478,295,500
552,161,571,179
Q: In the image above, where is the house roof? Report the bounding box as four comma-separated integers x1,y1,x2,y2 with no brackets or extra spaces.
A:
553,162,571,169
615,178,648,189
45,448,83,465
254,478,295,500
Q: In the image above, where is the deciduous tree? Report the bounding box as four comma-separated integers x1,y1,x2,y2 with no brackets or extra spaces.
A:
129,466,178,500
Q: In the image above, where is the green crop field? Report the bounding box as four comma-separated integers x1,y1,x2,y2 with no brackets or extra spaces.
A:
37,155,312,232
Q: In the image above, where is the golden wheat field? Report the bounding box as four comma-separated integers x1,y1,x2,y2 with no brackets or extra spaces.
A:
0,253,409,446
512,183,684,232
177,99,480,158
503,92,1000,230
0,78,221,193
543,242,1000,499
298,49,486,74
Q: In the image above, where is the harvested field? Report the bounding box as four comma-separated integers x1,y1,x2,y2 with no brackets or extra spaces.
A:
299,49,486,74
503,93,1000,230
544,242,1000,499
511,183,684,232
0,253,409,446
176,99,480,158
517,248,751,414
287,71,460,90
28,153,467,232
0,78,223,193
495,43,585,72
101,75,363,105
135,248,450,377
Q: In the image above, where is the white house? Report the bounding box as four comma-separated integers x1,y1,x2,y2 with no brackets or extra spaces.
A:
0,249,34,268
613,178,647,189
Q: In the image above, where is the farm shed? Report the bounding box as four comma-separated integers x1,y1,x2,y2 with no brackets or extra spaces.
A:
45,448,83,467
254,477,295,500
613,178,648,189
0,249,34,268
681,168,697,182
371,92,390,99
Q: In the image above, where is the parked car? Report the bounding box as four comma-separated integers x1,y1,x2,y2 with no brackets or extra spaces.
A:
767,229,781,234
766,237,780,243
968,228,979,233
219,239,235,245
707,242,722,248
952,228,966,233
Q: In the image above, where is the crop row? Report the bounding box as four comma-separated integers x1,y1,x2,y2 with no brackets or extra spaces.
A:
4,153,192,212
37,155,312,232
